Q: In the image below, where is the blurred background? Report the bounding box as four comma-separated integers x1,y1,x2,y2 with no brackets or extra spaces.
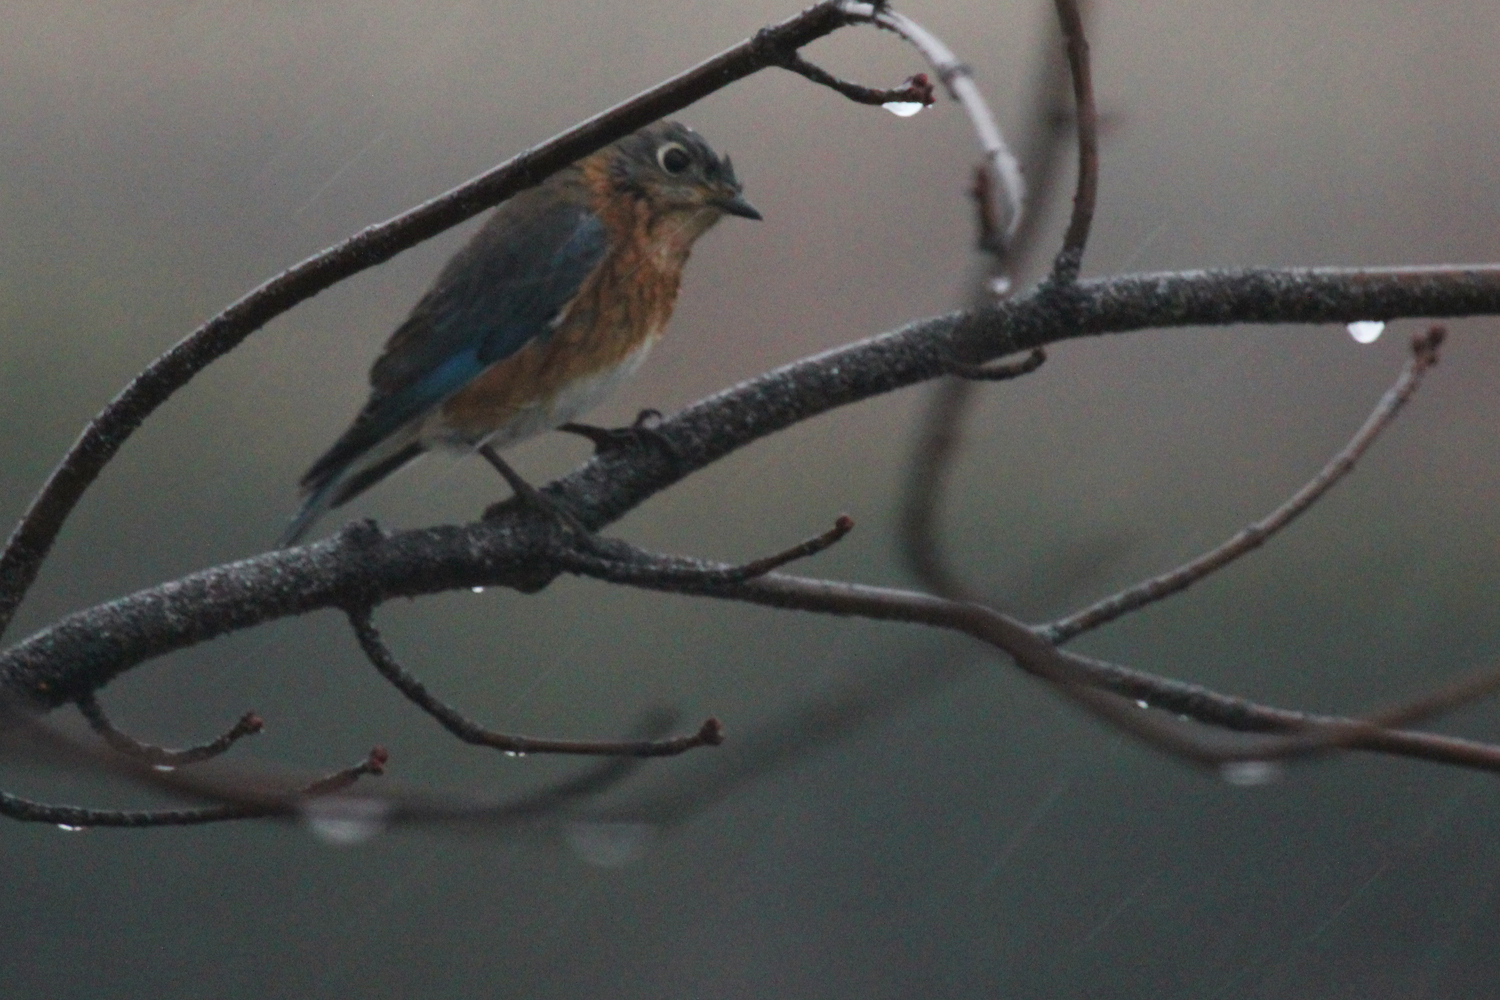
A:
2,1,1499,997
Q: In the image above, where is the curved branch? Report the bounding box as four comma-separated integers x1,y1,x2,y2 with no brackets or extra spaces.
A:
77,694,263,767
1048,0,1099,281
347,609,723,757
0,746,386,828
898,0,1098,598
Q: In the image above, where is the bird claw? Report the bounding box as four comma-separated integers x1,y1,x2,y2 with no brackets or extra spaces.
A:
559,409,682,467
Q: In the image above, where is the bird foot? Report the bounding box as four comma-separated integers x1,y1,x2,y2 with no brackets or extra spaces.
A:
477,443,590,536
558,410,682,466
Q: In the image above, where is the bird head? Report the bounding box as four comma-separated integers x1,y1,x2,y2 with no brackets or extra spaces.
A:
609,121,761,227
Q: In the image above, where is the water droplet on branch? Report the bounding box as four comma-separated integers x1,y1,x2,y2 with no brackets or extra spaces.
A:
882,101,926,118
1347,320,1385,344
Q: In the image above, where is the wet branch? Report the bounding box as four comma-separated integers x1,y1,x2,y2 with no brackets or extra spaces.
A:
4,264,1500,714
857,1,1026,240
1,1,1499,828
655,574,1500,776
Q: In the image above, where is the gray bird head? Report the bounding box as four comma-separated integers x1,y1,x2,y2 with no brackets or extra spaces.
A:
610,120,762,222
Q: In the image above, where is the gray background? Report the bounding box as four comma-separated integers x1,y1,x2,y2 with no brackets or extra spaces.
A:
2,1,1499,997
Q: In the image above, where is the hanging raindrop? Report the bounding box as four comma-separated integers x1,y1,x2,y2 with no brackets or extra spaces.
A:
881,101,926,118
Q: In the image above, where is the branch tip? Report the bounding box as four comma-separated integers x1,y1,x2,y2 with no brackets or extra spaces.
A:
697,717,726,746
1413,323,1446,362
776,53,935,109
77,694,264,767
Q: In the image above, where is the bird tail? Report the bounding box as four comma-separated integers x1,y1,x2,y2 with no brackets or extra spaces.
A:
280,439,426,547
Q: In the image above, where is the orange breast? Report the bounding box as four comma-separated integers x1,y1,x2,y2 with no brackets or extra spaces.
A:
437,190,691,446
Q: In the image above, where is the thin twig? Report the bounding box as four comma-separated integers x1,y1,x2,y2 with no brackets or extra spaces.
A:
552,517,854,592
776,55,935,108
2,697,683,830
718,515,856,580
1049,0,1099,281
0,746,387,829
588,517,855,586
703,574,1500,775
76,694,262,767
345,608,723,757
898,379,981,600
1042,325,1445,644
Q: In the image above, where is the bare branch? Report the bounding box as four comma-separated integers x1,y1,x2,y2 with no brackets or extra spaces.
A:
3,266,1500,711
660,573,1500,776
776,55,935,108
346,608,723,758
1049,0,1100,281
1042,324,1446,644
729,515,855,579
0,746,386,829
76,694,263,767
557,517,855,590
898,378,982,600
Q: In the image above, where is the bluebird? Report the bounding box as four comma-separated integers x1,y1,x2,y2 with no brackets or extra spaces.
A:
282,120,760,544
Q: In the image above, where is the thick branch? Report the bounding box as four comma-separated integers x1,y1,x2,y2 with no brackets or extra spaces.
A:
2,265,1500,705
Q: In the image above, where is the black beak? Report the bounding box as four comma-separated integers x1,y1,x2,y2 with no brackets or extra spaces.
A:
714,191,762,220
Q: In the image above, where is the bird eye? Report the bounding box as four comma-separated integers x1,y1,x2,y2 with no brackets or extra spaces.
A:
656,143,692,175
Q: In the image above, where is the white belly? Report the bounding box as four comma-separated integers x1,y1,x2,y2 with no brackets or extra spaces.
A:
437,337,656,453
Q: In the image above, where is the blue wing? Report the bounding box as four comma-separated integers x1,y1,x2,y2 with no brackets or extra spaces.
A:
283,186,608,544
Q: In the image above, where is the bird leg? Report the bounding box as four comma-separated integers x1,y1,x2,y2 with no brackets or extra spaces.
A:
477,443,591,535
557,409,682,467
